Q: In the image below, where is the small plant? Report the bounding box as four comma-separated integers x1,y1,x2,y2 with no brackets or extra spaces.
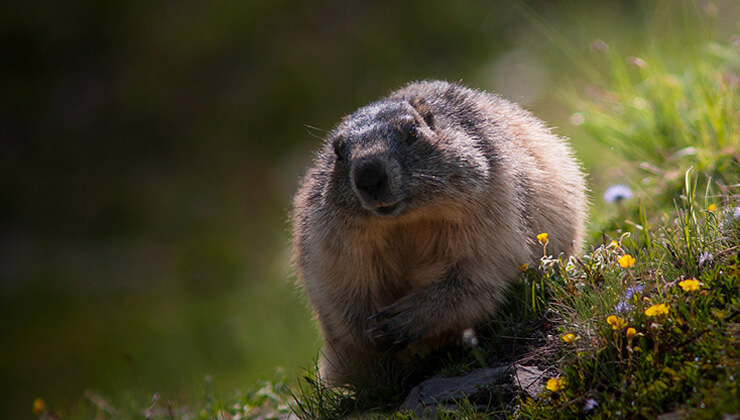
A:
518,169,739,418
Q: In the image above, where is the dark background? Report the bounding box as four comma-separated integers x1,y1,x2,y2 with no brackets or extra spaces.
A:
1,0,737,417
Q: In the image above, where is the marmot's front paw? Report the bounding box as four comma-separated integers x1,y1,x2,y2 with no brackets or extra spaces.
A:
367,300,427,347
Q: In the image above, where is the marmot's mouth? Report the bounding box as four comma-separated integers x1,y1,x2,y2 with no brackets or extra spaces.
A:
375,201,402,216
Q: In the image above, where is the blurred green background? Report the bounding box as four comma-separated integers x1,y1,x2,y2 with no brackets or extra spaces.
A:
1,0,737,417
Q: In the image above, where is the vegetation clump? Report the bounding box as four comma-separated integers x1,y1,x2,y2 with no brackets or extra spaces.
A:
518,174,739,418
281,35,740,419
515,32,739,419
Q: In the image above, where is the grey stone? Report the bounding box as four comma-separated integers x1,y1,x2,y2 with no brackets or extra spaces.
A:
400,366,511,416
512,364,546,397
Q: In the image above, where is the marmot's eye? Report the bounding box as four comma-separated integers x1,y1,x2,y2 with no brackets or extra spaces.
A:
333,139,345,160
406,125,419,143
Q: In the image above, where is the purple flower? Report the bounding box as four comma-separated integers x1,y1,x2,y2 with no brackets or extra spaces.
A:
616,285,643,313
624,285,644,300
615,301,632,314
603,185,634,203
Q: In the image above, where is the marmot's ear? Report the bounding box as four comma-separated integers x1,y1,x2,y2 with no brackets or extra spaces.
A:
409,98,434,130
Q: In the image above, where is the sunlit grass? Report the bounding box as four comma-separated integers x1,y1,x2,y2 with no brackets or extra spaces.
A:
572,37,739,234
572,42,738,173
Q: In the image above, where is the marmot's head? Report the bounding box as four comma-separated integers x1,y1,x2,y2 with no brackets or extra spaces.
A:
323,96,490,219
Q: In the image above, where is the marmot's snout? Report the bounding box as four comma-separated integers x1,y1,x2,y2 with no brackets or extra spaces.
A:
353,159,388,198
350,156,404,215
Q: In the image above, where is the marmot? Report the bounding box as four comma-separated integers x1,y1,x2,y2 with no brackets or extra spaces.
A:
291,80,587,385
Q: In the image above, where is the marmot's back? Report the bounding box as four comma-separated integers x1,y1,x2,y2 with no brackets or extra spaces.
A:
292,80,587,385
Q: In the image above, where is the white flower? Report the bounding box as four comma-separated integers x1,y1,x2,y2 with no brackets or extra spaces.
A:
462,328,479,347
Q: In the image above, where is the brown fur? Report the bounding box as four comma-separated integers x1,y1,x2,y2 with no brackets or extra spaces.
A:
291,80,587,385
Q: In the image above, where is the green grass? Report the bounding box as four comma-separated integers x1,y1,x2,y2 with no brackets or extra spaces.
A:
517,170,739,418
572,38,739,236
571,42,738,173
27,278,318,420
505,30,739,418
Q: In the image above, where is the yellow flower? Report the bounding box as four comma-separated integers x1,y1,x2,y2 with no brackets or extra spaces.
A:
32,398,46,415
678,278,701,292
546,377,566,392
608,240,619,249
708,204,716,211
520,263,529,272
562,333,576,343
618,254,636,268
626,327,636,340
607,315,628,330
644,303,670,317
537,232,549,245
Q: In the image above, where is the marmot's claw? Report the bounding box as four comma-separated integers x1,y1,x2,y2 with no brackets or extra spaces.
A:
366,324,382,334
367,312,382,321
393,330,422,346
370,326,415,346
367,303,426,346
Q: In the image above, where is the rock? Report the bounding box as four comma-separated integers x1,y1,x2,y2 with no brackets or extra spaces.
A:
512,364,546,397
399,364,549,417
400,366,510,416
657,410,689,420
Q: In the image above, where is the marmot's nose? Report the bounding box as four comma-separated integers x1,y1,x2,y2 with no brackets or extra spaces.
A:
353,160,388,197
